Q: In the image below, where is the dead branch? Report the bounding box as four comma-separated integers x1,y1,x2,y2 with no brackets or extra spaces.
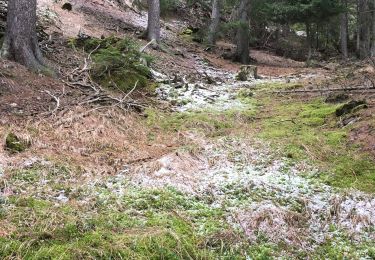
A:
274,86,375,94
140,39,156,53
43,90,60,115
62,44,146,114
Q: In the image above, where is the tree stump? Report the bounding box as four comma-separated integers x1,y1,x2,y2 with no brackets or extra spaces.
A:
236,65,258,81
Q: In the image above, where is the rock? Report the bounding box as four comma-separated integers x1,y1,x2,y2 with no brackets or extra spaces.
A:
62,3,73,11
325,93,349,103
340,115,359,127
55,193,69,203
336,100,367,117
5,133,31,154
236,65,258,81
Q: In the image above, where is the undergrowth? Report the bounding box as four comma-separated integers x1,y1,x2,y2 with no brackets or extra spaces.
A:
1,162,372,259
0,185,250,259
70,36,152,92
253,85,375,193
144,107,256,137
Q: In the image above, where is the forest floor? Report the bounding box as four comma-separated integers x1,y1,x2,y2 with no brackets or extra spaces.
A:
0,0,375,259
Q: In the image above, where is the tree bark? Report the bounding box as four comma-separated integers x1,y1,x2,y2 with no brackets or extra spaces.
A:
340,0,349,59
371,0,375,56
306,22,313,61
207,0,221,45
0,0,47,72
359,0,370,59
357,0,361,53
233,0,251,64
147,0,161,42
282,24,290,37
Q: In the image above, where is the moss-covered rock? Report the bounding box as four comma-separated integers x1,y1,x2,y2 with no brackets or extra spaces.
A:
335,100,367,117
71,36,152,92
5,133,30,153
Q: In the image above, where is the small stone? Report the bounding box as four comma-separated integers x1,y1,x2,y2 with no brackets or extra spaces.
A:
55,193,69,203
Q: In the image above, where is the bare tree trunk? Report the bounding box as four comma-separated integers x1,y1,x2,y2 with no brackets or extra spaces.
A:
371,0,375,56
357,0,361,53
359,0,370,59
306,22,313,61
1,0,48,72
233,0,251,64
340,0,349,59
282,24,290,37
207,0,221,45
147,0,160,42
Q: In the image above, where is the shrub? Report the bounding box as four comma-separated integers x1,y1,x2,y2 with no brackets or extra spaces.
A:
73,36,152,92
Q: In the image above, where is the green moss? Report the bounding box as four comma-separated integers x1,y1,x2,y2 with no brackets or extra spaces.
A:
0,188,247,259
144,108,234,136
237,88,254,99
255,97,375,192
71,36,152,92
314,235,375,259
255,82,304,91
5,133,30,153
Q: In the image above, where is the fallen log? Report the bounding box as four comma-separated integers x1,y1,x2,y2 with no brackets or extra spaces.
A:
274,87,375,94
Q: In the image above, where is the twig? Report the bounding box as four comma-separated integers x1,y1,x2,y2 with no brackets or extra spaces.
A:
140,39,156,53
43,90,60,114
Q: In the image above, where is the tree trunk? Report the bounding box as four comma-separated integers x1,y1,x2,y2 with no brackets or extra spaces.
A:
356,0,360,53
359,0,370,59
282,24,290,37
340,0,349,59
371,0,375,56
147,0,161,42
207,0,221,45
1,0,47,72
306,22,313,61
233,0,251,64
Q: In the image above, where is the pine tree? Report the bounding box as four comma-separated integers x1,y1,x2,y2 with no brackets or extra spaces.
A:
207,0,222,45
147,0,161,42
1,0,49,72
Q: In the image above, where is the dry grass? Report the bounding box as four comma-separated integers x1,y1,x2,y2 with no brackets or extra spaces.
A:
0,106,182,182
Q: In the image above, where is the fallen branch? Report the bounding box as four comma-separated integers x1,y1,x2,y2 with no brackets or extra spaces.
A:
140,39,156,53
62,46,146,114
274,86,375,94
43,90,61,115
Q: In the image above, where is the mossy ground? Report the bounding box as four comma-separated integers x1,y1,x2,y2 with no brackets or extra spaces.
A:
1,79,374,258
251,82,375,193
0,168,250,259
1,145,373,259
146,81,375,193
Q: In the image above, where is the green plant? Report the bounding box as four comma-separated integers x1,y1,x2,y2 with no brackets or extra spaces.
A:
72,36,152,92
